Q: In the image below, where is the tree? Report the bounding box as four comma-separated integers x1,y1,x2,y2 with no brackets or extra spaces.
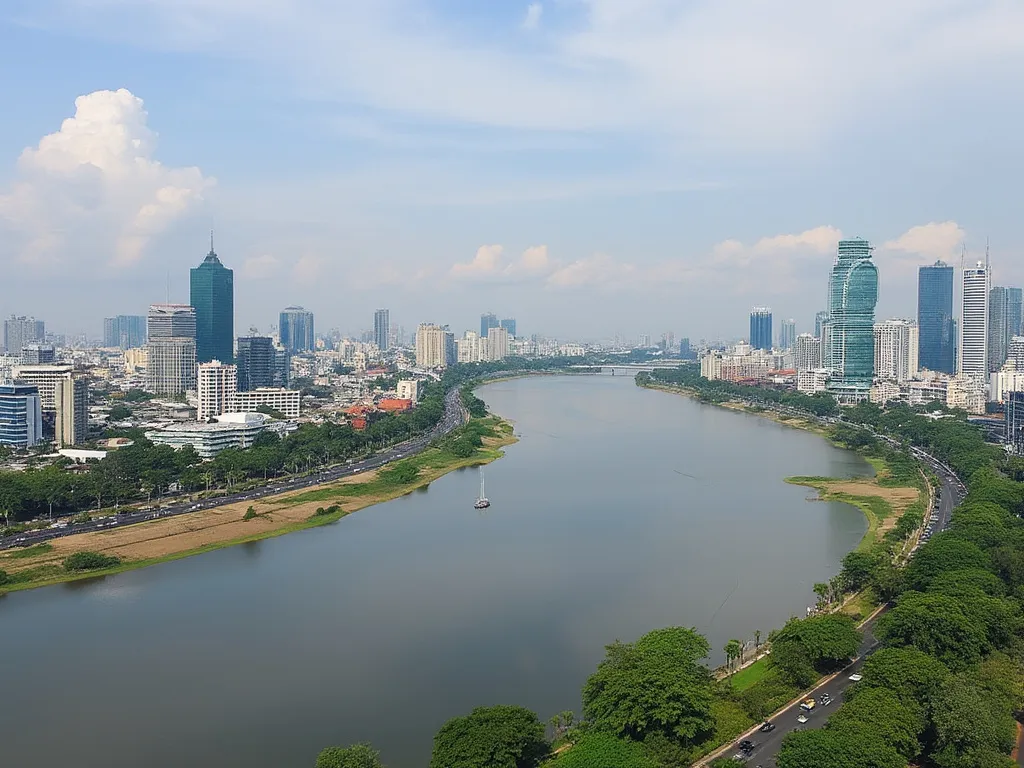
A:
545,733,658,768
724,639,743,672
813,582,829,610
582,627,715,747
904,535,990,591
315,743,384,768
776,727,906,768
875,591,989,668
429,705,548,768
930,675,1017,768
850,647,949,714
549,711,575,742
769,614,861,685
826,686,923,759
840,550,882,591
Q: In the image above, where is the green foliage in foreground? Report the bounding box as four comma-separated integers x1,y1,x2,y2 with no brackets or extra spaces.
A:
769,614,861,687
62,551,121,571
776,726,907,768
315,743,384,768
546,733,658,768
429,705,548,768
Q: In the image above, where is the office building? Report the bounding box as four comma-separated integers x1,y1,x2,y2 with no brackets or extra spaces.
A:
416,324,450,368
236,336,276,391
54,375,89,446
794,334,822,372
988,286,1023,372
484,327,510,362
445,329,457,367
500,318,517,338
780,319,796,351
233,388,301,418
190,239,234,363
21,345,55,365
1008,337,1024,370
147,304,197,395
480,313,499,339
279,306,314,354
826,239,878,395
680,338,693,359
749,308,773,351
13,364,76,410
814,311,829,339
374,309,390,351
4,316,45,355
274,344,290,387
197,360,238,421
959,261,990,383
874,319,919,384
1007,391,1024,455
0,384,43,447
917,261,956,374
990,369,1024,404
103,315,147,349
146,413,293,459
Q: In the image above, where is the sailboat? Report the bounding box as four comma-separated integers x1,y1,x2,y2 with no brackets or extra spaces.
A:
474,469,491,509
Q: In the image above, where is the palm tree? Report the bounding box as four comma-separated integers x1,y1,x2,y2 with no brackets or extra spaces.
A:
813,582,829,611
724,639,743,672
754,629,762,653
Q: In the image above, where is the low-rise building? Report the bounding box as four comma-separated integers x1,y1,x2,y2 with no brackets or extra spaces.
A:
233,388,301,418
946,376,986,414
869,380,903,405
144,412,296,458
797,369,830,395
397,379,422,401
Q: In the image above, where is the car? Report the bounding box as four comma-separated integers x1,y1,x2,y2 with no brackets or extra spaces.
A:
820,695,832,706
799,698,816,711
796,714,809,724
739,740,755,752
758,722,776,733
849,673,863,681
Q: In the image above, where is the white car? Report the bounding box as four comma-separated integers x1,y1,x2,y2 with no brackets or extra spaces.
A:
849,674,863,682
796,714,809,724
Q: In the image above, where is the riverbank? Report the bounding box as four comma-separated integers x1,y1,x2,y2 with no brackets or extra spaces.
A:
0,416,517,595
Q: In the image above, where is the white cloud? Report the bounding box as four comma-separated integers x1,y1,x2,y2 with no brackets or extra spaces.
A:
0,88,212,270
450,244,554,280
523,3,543,30
292,253,325,282
546,253,637,289
241,254,281,279
450,244,505,279
712,225,843,267
882,221,965,261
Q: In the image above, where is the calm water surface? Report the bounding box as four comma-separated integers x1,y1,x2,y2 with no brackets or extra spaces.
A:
0,375,870,768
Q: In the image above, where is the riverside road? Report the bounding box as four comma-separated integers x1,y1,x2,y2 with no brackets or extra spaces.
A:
0,387,467,552
709,449,965,768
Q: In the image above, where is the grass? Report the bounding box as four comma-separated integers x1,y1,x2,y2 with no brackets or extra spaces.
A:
728,658,771,692
784,476,896,552
841,587,879,622
2,542,53,559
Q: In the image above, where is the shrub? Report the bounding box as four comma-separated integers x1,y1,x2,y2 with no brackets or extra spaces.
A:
63,551,121,572
242,506,258,521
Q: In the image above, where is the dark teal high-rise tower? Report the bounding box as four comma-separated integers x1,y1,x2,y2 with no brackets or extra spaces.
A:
190,235,234,363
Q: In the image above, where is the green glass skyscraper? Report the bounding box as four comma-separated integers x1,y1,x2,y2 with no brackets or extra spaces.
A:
825,238,878,396
190,237,234,363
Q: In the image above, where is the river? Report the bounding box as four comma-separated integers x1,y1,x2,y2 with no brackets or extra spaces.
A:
0,375,870,768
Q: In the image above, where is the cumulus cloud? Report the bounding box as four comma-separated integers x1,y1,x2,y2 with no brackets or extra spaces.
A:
0,88,212,269
450,244,554,280
292,253,326,282
546,253,637,289
712,226,843,267
450,244,505,279
523,3,543,30
883,221,965,261
241,254,281,279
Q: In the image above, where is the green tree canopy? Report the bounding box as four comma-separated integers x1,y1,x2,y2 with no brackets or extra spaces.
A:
904,535,991,591
545,733,658,768
428,705,548,768
315,743,384,768
769,614,861,685
875,591,988,668
827,686,923,759
930,675,1017,768
776,727,907,768
851,647,949,713
582,627,715,747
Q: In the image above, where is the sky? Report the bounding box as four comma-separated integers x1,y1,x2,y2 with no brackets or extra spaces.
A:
1,0,1023,342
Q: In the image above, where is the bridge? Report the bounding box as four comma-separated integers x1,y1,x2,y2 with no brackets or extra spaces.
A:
569,362,689,373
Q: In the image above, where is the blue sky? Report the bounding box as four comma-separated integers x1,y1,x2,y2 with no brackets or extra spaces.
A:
1,0,1023,341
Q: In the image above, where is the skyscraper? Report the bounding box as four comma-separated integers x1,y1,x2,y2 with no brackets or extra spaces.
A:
814,311,829,339
749,307,773,351
917,261,955,374
3,316,45,355
794,334,821,372
374,309,390,351
988,286,1023,372
279,306,314,354
874,319,919,384
500,318,517,337
480,313,499,339
959,261,990,383
780,319,796,350
103,315,147,349
0,384,42,447
147,304,197,395
415,324,449,368
825,239,878,393
236,336,276,391
197,360,238,421
54,375,89,446
190,238,234,363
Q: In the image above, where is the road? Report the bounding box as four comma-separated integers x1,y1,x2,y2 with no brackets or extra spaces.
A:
1,387,468,552
709,449,966,768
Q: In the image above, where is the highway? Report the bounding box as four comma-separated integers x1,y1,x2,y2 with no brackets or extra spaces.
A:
707,449,966,768
0,387,468,552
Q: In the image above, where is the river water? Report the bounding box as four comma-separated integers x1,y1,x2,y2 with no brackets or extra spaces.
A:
0,375,870,768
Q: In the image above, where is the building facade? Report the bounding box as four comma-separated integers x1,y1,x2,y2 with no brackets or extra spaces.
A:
749,307,773,351
103,315,147,349
145,413,292,459
814,311,829,339
374,309,390,351
988,286,1023,373
456,331,481,363
190,243,234,363
826,239,878,394
500,318,517,337
0,384,42,447
197,360,238,421
959,262,990,383
54,375,89,446
3,316,45,355
1007,391,1024,455
236,336,276,391
233,388,301,418
484,327,510,362
279,306,314,354
21,345,55,365
397,379,422,402
917,261,956,374
147,304,197,395
874,319,919,383
480,313,499,339
794,334,821,372
415,324,450,368
780,319,796,351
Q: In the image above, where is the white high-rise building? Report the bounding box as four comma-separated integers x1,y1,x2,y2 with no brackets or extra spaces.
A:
54,375,89,446
457,331,481,363
794,334,821,372
873,319,919,384
197,360,237,421
484,326,510,362
147,304,197,395
415,324,448,368
959,262,990,384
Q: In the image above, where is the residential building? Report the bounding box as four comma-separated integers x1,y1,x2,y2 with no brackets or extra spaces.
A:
279,306,314,354
480,313,499,339
918,261,956,374
814,311,829,339
21,345,55,365
232,388,301,418
416,324,449,368
908,378,949,407
103,315,147,349
3,316,45,355
456,332,481,363
988,286,1023,372
236,336,276,391
959,261,990,384
0,384,42,447
197,360,238,420
500,318,517,337
397,379,422,402
749,307,773,351
147,304,197,395
873,319,919,383
54,375,89,446
374,309,390,351
145,412,294,459
794,334,821,372
869,381,903,405
190,240,234,363
990,368,1024,404
700,350,723,380
946,376,986,414
484,326,510,362
780,319,796,351
1007,391,1024,455
13,364,75,409
1009,337,1024,370
797,369,830,395
826,239,878,396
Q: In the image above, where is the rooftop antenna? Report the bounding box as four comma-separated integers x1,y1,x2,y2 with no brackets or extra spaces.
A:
210,229,215,255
